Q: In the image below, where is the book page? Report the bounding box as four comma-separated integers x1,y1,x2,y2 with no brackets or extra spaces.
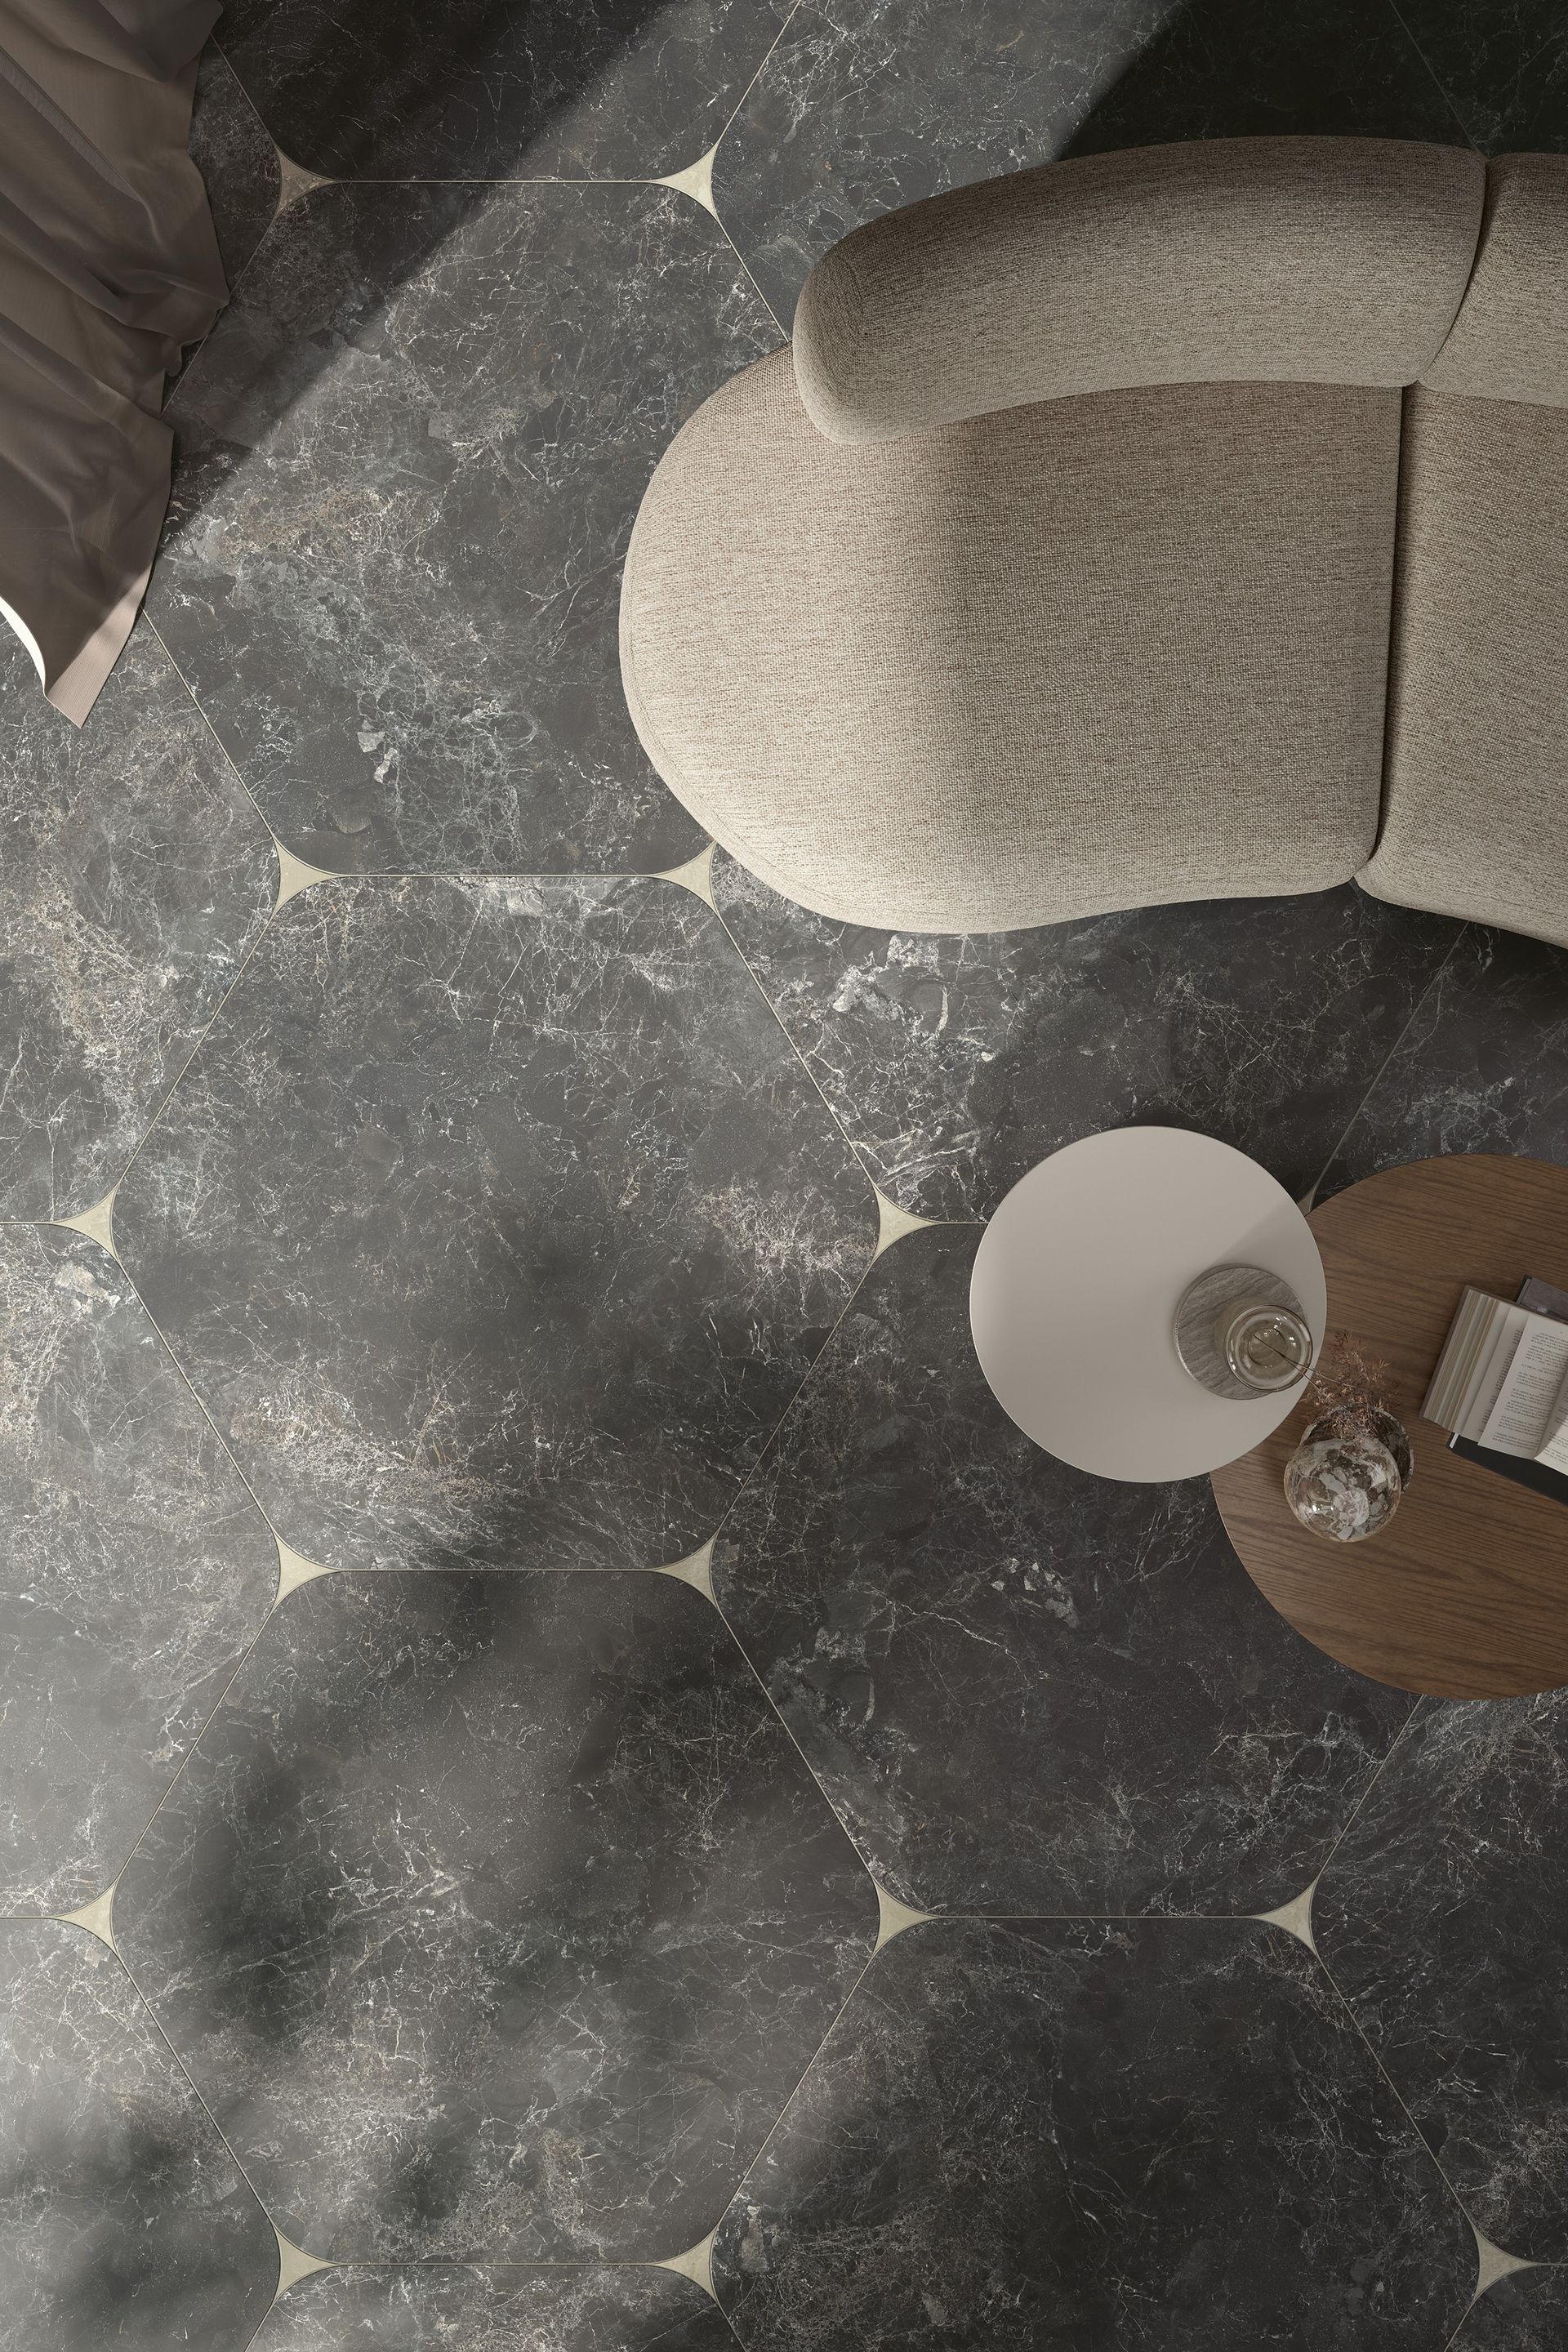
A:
1479,1315,1568,1457
1458,1310,1528,1443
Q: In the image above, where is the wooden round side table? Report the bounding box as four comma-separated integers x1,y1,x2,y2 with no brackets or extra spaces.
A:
1211,1155,1568,1699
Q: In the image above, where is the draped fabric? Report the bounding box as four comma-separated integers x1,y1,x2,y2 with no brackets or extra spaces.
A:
0,0,225,723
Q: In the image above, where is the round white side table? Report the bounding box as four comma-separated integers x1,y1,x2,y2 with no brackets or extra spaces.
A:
969,1127,1325,1483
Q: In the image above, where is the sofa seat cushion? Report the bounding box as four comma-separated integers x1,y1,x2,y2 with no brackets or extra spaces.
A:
1361,385,1568,947
621,347,1401,933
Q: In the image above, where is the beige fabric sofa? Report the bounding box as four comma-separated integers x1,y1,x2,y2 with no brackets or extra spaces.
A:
621,138,1568,947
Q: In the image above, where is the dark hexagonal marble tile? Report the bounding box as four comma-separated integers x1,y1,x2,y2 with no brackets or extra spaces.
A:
114,874,874,1576
115,1570,879,2263
258,2263,735,2350
190,43,281,291
1454,2265,1568,2349
1321,924,1568,1198
1390,0,1568,153
0,1919,277,2352
0,1227,276,1914
710,1918,1473,2350
1316,1694,1568,2260
712,858,1462,1220
216,0,793,180
713,1224,1414,1918
149,181,777,877
0,625,276,1223
712,0,1468,327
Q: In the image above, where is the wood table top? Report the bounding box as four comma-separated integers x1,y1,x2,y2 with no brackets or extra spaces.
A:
1210,1154,1568,1699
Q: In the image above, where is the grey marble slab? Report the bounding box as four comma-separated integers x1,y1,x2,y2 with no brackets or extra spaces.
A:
258,2263,735,2350
216,0,793,180
1316,1694,1568,2261
711,858,1462,1221
114,1570,878,2263
1390,0,1568,151
712,0,1468,326
0,1919,276,2352
711,1918,1473,2350
713,1224,1413,1918
149,181,778,877
0,1227,276,1914
190,44,281,292
1454,2265,1568,2349
1320,924,1568,1198
0,625,276,1223
113,874,874,1575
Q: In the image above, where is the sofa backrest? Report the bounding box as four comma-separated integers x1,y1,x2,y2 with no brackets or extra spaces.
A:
794,137,1486,444
1422,154,1568,406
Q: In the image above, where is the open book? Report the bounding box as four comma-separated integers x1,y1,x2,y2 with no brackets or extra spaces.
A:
1423,1286,1568,1474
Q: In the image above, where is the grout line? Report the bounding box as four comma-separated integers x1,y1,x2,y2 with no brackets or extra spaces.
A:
1303,925,1467,1205
712,211,789,341
1311,1695,1429,1890
1382,0,1487,153
145,617,282,845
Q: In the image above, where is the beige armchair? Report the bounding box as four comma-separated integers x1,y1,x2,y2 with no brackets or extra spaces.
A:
621,137,1568,948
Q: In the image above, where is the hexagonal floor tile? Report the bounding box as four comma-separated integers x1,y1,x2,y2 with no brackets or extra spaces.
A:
258,2264,733,2350
711,0,1467,327
113,873,875,1575
710,1918,1473,2350
712,856,1462,1219
1316,1695,1568,2260
149,181,778,877
216,0,794,180
0,1920,276,2352
713,1224,1414,1916
114,1570,879,2261
0,1227,277,1914
0,624,276,1223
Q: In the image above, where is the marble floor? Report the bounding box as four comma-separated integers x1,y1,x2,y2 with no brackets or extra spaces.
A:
6,2,1568,2347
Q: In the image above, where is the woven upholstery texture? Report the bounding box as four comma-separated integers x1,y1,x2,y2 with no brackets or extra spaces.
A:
621,349,1401,934
1364,385,1568,947
794,136,1484,443
1422,152,1568,408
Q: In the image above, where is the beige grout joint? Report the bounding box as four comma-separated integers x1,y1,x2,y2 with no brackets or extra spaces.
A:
274,149,332,216
871,1187,936,1263
871,1876,932,1952
273,2226,333,2302
53,1187,118,1259
657,2222,719,2301
56,1878,118,1952
656,142,719,218
273,840,341,912
652,1537,718,1606
273,1536,336,1609
1470,2222,1535,2303
655,842,717,907
1251,1878,1318,1954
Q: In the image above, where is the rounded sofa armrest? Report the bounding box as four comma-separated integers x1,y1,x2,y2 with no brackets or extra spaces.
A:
1422,154,1568,407
794,136,1485,443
